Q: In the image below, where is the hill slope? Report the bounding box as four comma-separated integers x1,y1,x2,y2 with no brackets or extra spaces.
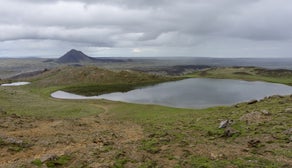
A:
25,66,177,95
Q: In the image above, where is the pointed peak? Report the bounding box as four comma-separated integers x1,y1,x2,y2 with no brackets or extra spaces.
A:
57,49,94,63
67,49,82,53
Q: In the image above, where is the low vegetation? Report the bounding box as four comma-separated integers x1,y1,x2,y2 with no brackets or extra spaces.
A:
0,86,104,118
0,65,291,167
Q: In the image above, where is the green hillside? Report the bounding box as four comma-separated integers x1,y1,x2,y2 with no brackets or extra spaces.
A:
22,66,178,96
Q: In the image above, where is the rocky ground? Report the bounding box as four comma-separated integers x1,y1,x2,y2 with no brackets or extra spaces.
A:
0,105,145,168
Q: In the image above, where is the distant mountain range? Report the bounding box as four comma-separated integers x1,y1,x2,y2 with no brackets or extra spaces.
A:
56,49,127,64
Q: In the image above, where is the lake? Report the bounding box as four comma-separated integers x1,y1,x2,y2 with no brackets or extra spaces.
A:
52,78,292,108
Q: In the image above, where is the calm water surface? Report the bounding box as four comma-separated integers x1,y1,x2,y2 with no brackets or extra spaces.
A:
52,78,292,108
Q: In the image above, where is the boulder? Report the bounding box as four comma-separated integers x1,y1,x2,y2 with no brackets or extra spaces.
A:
247,99,258,105
279,101,285,104
10,113,20,118
0,108,7,115
40,154,58,163
283,128,292,135
218,120,233,128
284,108,292,113
223,127,239,137
269,95,284,99
240,111,270,124
234,104,240,108
5,137,23,145
247,139,261,148
210,152,226,160
261,110,271,116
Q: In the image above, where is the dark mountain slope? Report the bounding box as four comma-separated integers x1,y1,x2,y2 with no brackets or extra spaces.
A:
56,49,95,63
56,49,127,64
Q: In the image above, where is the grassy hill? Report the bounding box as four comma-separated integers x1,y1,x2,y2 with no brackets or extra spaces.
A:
26,66,169,85
17,66,178,96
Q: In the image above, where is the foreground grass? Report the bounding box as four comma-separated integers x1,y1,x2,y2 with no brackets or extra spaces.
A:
0,86,103,118
108,97,292,167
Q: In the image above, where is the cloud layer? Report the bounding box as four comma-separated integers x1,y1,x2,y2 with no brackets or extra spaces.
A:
0,0,291,57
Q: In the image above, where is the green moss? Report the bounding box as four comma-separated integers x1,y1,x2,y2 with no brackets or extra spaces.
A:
138,160,157,168
189,156,229,168
46,155,71,168
232,157,284,168
113,158,129,168
31,159,42,167
274,149,292,158
186,156,284,168
0,137,4,146
140,139,160,154
8,146,24,152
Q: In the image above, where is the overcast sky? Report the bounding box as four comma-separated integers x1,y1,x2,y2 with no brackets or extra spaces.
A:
0,0,291,58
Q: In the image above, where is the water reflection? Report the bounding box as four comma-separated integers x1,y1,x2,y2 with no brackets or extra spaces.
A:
52,78,292,108
96,78,292,108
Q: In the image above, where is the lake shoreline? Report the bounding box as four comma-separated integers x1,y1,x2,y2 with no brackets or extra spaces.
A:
51,78,292,109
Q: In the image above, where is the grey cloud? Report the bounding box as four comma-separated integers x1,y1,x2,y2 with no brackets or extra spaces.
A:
226,0,292,41
1,0,292,57
13,0,172,7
